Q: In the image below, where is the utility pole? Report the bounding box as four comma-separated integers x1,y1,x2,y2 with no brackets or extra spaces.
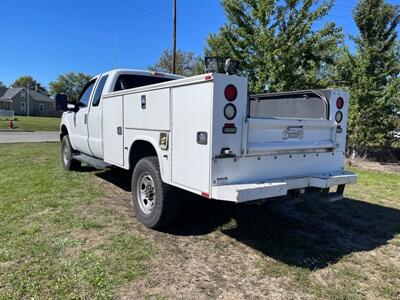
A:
172,0,177,74
27,84,30,117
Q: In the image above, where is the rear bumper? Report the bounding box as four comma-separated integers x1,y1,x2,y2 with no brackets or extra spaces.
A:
211,171,357,203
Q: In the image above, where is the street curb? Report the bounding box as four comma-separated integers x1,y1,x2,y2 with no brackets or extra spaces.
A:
0,129,35,132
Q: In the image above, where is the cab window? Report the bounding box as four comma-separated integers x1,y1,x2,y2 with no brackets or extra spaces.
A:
78,80,96,107
92,75,108,107
114,74,173,92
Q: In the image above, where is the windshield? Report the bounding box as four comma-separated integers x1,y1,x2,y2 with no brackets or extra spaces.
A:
114,74,174,92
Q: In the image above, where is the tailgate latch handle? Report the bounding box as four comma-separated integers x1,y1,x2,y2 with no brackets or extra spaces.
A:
287,126,303,130
197,131,208,145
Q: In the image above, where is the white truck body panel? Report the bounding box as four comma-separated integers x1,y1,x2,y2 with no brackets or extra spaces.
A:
171,82,213,193
87,74,107,158
62,69,357,203
103,95,124,166
124,89,171,131
71,105,91,153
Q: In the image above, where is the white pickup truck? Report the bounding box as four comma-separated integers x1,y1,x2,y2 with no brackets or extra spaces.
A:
59,68,357,228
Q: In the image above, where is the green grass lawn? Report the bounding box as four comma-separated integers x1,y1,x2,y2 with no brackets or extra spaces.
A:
0,116,60,131
0,142,399,299
0,143,150,299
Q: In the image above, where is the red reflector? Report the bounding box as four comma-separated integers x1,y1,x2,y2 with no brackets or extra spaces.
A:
336,97,344,109
223,123,237,134
205,75,213,81
201,192,209,198
224,84,237,101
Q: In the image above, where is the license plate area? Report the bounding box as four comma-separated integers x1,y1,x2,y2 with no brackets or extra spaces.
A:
283,129,304,140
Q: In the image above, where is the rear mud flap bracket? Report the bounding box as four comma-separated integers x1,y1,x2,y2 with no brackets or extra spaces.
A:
321,184,345,202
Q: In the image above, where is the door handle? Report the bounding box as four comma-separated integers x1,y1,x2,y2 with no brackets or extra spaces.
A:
141,95,146,109
84,114,87,124
117,126,122,135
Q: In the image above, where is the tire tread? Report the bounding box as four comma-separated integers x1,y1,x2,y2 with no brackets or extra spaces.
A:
132,156,180,229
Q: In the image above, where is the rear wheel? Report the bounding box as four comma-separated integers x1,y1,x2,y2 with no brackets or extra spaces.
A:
61,135,81,171
131,156,180,229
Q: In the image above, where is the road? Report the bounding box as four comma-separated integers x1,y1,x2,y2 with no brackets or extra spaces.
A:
0,131,59,143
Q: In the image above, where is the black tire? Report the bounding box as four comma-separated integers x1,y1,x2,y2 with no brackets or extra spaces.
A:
131,156,180,229
61,135,81,171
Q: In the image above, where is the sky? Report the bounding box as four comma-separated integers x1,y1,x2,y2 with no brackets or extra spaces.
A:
0,0,399,88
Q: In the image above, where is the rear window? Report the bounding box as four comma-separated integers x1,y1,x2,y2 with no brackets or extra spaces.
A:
114,74,174,92
249,92,328,120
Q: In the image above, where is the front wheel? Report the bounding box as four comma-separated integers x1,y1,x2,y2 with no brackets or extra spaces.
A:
131,156,180,229
61,135,81,171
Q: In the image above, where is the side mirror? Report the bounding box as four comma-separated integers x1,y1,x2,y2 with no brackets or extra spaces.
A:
55,93,79,112
67,103,77,110
55,93,68,111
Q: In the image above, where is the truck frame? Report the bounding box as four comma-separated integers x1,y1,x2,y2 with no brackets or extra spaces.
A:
60,69,357,228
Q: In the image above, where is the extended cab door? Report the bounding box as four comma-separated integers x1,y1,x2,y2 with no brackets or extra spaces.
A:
88,75,108,158
71,78,97,155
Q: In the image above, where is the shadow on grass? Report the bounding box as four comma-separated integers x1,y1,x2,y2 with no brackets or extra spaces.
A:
174,195,400,270
95,168,400,271
95,167,132,191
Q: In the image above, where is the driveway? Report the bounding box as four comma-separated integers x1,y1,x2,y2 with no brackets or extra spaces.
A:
0,131,59,143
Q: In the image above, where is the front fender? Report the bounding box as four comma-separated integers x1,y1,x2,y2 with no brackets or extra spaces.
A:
60,112,77,149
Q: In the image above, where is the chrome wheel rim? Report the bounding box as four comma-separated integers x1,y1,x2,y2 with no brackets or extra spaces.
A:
137,173,155,214
63,144,69,166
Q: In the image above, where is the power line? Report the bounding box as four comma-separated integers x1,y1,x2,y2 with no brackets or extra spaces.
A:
122,0,202,48
176,23,203,48
122,0,171,21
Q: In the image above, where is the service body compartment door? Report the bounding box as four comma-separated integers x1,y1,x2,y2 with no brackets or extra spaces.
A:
171,83,213,194
124,89,170,131
103,95,124,166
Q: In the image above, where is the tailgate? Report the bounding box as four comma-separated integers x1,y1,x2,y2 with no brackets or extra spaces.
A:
243,118,337,155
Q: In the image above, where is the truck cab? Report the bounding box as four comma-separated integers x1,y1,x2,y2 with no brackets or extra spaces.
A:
60,69,182,160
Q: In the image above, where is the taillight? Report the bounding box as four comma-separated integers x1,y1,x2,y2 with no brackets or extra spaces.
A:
336,97,344,109
224,104,236,120
335,111,343,123
224,85,237,101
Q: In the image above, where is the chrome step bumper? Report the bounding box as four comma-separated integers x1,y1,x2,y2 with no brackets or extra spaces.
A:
211,171,357,202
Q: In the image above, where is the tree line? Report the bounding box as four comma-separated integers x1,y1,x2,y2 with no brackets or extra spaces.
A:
151,0,400,152
1,0,398,152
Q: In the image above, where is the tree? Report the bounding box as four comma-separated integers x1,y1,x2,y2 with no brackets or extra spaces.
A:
206,0,343,93
0,81,6,88
49,72,92,102
12,76,46,92
149,49,204,76
334,0,400,151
